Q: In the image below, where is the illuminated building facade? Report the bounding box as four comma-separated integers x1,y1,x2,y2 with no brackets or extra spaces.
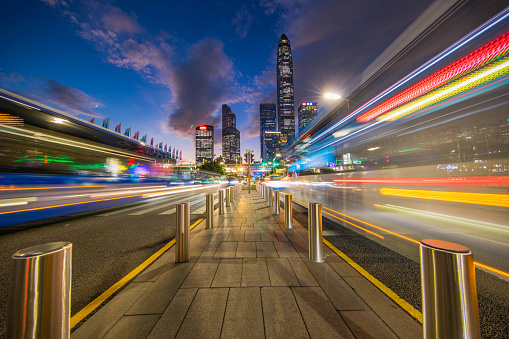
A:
259,103,277,158
277,34,295,145
298,102,317,134
263,131,287,162
196,125,214,164
222,104,241,163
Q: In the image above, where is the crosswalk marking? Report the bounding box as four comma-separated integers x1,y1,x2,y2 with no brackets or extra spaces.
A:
158,208,176,215
129,201,177,215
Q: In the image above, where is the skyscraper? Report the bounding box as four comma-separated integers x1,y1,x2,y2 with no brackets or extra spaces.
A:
277,34,295,145
222,104,241,163
298,102,317,134
263,131,287,162
195,125,214,164
259,103,277,159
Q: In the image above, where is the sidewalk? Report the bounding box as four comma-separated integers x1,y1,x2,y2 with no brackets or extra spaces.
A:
72,189,422,338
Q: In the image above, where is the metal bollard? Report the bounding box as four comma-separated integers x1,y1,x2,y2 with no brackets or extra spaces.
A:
308,203,323,262
219,189,225,215
206,194,214,229
261,184,265,198
7,242,72,339
225,187,231,207
229,186,234,203
274,190,280,214
268,187,274,207
175,202,190,263
420,239,480,339
285,194,293,229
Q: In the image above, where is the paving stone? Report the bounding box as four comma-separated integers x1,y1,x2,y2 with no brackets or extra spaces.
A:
293,287,354,338
244,230,261,241
260,231,278,241
274,230,289,242
340,311,399,339
266,258,300,286
242,258,270,286
274,241,299,257
261,287,309,339
72,282,152,339
288,257,319,286
212,258,242,287
256,241,278,257
214,241,238,258
221,287,264,339
103,314,160,339
176,288,229,339
147,288,197,339
236,242,257,258
126,263,194,315
181,259,219,288
227,229,245,241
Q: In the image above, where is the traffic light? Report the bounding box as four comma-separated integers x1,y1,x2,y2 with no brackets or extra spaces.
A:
251,154,255,164
272,162,278,167
244,153,248,163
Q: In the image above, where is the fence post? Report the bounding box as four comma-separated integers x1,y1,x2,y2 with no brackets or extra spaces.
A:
420,239,480,339
308,202,323,262
206,194,214,229
175,202,190,263
7,242,72,339
274,190,280,215
284,194,293,229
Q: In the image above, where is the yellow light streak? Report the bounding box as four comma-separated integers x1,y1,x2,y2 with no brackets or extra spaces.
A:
70,218,205,328
322,211,384,239
380,188,509,207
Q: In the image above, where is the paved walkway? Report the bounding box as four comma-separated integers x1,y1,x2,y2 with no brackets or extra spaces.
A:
72,189,422,338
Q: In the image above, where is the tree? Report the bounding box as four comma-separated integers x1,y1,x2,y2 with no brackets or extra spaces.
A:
198,160,226,175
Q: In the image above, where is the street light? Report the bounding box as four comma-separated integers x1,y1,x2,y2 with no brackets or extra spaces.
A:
324,92,341,100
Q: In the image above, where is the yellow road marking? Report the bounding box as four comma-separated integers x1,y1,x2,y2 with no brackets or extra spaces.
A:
0,185,108,191
323,238,423,323
322,211,384,239
70,218,204,329
380,187,509,207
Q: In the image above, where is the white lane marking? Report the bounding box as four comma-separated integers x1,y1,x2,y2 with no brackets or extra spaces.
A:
159,208,176,215
129,201,179,215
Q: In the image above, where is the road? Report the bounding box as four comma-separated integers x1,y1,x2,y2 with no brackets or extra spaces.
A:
0,184,220,337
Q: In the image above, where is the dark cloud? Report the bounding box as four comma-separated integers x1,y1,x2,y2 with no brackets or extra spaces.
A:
0,72,103,118
167,38,234,134
232,7,254,39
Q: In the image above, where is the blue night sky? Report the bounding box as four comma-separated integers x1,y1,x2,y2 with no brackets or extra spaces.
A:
0,0,432,160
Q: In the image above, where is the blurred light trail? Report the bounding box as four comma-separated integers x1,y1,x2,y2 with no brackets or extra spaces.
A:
378,56,509,121
0,197,37,207
142,185,219,198
375,204,509,234
308,8,509,144
332,176,509,187
0,185,213,215
322,211,384,239
90,185,195,198
0,185,108,191
357,31,509,122
380,188,509,207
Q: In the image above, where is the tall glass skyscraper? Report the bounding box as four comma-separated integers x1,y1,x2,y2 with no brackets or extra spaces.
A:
259,103,276,160
298,102,317,134
222,104,240,163
277,34,295,145
195,125,214,164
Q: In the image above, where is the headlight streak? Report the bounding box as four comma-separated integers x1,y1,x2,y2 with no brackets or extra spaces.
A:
0,185,108,191
307,8,509,145
357,31,509,123
379,188,509,207
332,176,509,187
141,184,219,198
0,197,38,208
374,204,509,235
90,185,194,198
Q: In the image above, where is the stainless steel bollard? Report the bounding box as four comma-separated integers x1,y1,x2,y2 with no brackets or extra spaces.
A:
274,190,280,215
175,202,190,263
229,186,234,203
206,194,214,229
285,194,293,229
225,187,231,207
219,189,225,215
7,242,72,339
268,187,274,207
261,184,265,198
308,203,323,262
420,239,480,339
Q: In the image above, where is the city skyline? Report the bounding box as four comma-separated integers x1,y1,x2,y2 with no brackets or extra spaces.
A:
0,0,434,160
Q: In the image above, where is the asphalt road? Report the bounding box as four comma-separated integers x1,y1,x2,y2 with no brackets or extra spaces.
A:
0,186,218,337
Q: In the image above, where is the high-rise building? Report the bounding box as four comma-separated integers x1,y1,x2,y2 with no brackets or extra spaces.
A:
263,131,287,162
277,34,295,145
222,104,241,163
298,102,317,134
195,125,214,164
259,103,277,159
